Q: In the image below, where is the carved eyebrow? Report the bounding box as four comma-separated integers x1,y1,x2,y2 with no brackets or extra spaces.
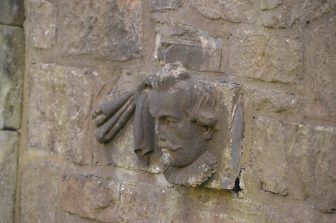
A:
157,112,180,120
192,111,218,127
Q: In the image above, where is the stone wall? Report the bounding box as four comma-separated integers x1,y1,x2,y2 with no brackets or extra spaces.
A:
0,0,24,223
13,0,336,222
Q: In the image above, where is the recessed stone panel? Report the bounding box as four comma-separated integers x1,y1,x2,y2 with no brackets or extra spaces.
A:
155,24,222,72
59,0,142,60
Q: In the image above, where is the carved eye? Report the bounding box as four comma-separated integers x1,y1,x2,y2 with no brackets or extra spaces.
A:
194,120,211,131
159,116,178,126
195,120,207,128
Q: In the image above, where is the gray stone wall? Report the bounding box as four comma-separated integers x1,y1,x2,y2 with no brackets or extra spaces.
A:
0,0,24,223
14,0,336,222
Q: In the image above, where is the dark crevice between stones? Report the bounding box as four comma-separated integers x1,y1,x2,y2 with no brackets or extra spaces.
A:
0,23,23,28
2,127,18,132
232,177,242,193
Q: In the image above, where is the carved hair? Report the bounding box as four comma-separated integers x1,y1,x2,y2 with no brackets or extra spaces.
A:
148,73,218,129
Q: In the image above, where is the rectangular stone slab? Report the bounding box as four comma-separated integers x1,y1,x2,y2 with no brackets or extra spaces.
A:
94,69,243,190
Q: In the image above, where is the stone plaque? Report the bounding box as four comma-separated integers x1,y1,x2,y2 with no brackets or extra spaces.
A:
93,64,243,189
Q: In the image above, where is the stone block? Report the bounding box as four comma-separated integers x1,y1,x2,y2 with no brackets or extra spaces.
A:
244,86,304,113
60,170,249,222
260,0,282,10
26,0,57,49
60,171,178,222
0,25,24,130
304,14,336,122
57,213,98,223
293,124,336,213
251,116,336,212
28,63,102,164
20,159,62,223
251,116,293,195
60,175,120,222
301,0,336,23
0,0,24,26
229,28,303,83
150,0,184,11
155,23,222,72
259,0,336,28
0,131,19,223
191,0,258,23
59,0,142,61
261,4,294,28
94,66,243,190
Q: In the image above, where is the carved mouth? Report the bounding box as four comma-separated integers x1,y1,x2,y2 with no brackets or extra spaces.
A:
161,148,170,154
160,146,181,154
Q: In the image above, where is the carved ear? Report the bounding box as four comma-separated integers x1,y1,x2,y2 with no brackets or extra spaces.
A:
193,111,218,140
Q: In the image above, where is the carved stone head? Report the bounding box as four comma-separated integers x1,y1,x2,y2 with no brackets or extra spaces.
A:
93,64,243,188
146,73,218,186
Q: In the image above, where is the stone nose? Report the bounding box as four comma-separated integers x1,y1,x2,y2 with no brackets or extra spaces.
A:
157,138,168,148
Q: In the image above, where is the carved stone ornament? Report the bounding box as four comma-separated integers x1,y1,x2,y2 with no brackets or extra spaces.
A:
93,64,243,188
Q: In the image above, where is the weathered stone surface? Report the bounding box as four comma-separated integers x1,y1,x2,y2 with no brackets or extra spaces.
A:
305,14,336,122
58,213,98,223
150,0,183,11
301,0,336,23
155,23,222,72
94,70,163,173
252,116,336,212
28,63,102,164
294,124,336,213
59,0,142,60
61,175,119,222
191,0,258,23
0,131,19,223
260,0,282,10
95,65,243,190
26,0,57,49
20,159,62,223
251,117,292,195
0,0,24,26
261,4,294,28
243,85,304,113
229,28,303,83
18,0,336,221
0,25,24,130
259,0,336,28
60,171,249,223
60,170,174,222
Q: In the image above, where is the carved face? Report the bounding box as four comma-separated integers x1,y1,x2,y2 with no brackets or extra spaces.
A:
149,87,216,168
